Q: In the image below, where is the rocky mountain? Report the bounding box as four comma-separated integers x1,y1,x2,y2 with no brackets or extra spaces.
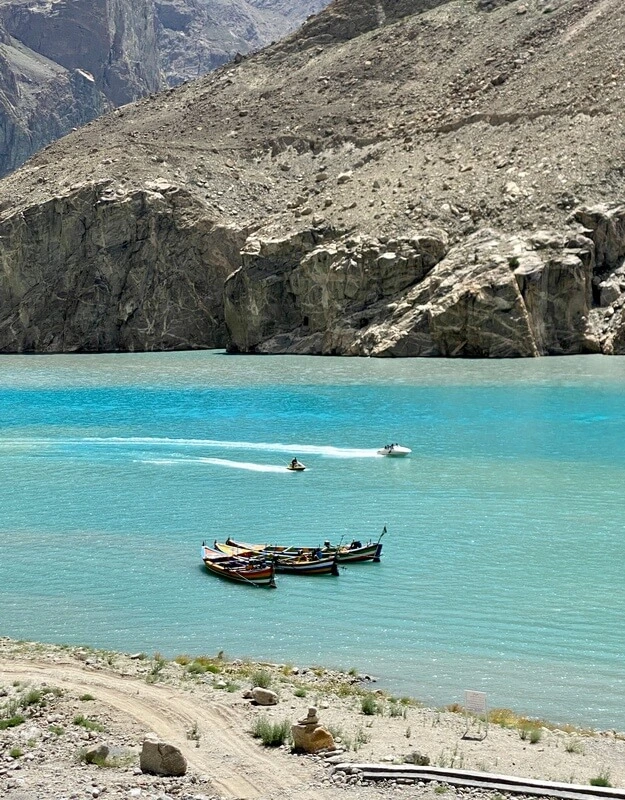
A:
156,0,329,86
0,0,325,176
0,0,623,357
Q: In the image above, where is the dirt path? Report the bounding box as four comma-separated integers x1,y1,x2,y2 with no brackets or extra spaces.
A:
0,658,319,799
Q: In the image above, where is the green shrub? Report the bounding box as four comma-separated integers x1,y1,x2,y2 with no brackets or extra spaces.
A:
353,725,371,750
49,725,64,736
565,738,584,754
77,748,133,768
79,694,95,702
519,724,542,743
251,670,271,689
529,727,542,744
0,715,25,730
361,693,380,716
146,656,166,683
187,721,200,742
192,660,220,674
590,771,612,787
20,689,44,708
294,687,307,698
251,715,291,747
9,747,23,759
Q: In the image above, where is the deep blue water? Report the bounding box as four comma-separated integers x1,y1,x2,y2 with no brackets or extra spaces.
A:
1,351,625,729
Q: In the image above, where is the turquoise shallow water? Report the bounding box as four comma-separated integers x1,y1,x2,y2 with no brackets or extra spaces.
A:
1,351,625,729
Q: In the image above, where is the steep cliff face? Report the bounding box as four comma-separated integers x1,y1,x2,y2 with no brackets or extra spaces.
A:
0,181,246,351
0,0,623,357
0,18,109,175
155,0,328,86
225,225,598,358
0,0,162,105
0,0,164,176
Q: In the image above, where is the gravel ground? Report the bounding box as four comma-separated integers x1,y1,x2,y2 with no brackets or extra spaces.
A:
1,638,624,800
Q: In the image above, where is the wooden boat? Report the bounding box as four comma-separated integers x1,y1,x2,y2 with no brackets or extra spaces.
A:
274,551,339,576
201,544,276,588
217,527,384,565
214,542,339,576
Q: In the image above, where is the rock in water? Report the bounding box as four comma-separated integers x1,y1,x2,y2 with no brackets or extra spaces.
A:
140,733,187,776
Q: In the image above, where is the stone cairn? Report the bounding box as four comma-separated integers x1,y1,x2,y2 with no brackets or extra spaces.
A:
291,706,335,754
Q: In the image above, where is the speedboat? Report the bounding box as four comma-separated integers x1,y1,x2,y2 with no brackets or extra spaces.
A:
287,459,306,471
377,443,411,457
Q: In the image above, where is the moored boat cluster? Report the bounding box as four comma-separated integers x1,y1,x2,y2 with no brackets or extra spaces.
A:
201,528,385,588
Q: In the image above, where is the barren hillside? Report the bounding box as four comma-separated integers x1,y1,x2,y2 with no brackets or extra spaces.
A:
0,0,325,176
0,0,623,356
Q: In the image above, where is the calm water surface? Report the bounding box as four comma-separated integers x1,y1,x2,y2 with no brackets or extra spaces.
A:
1,351,625,729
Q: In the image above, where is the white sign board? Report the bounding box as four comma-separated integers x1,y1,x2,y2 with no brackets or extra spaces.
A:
464,690,487,715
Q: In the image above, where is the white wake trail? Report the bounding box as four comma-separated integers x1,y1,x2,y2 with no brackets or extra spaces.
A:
139,456,292,473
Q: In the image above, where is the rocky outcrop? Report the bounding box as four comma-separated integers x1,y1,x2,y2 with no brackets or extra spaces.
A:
0,0,329,175
140,733,187,776
572,205,625,355
0,180,612,358
0,0,623,358
225,226,598,358
0,181,246,352
278,0,447,52
225,228,447,354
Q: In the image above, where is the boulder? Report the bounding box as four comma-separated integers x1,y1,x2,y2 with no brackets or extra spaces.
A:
291,724,335,753
84,743,110,764
140,733,187,776
251,687,279,706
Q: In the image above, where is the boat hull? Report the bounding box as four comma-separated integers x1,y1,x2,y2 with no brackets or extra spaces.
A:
221,537,383,564
201,545,276,588
273,554,339,576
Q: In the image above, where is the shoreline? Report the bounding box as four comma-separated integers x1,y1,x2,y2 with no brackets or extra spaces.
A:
1,633,617,734
2,636,625,799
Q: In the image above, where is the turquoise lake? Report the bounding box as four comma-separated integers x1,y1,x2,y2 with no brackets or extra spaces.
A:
1,351,625,730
